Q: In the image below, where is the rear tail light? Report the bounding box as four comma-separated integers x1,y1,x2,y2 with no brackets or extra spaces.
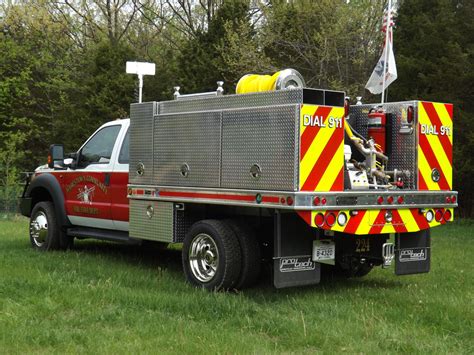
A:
315,213,325,227
387,196,394,204
397,196,404,204
451,195,457,203
286,196,294,206
444,209,452,221
313,196,321,205
377,196,384,204
321,197,327,205
445,196,451,203
435,209,443,222
326,212,336,227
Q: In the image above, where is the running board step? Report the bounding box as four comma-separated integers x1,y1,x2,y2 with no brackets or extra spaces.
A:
67,227,141,245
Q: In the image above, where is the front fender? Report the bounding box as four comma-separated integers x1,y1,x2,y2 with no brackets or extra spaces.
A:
24,173,71,227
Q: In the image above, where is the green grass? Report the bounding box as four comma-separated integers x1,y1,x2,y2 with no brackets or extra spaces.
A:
1,218,473,354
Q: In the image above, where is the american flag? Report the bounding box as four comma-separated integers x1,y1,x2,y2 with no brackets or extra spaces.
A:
365,0,399,97
381,5,397,33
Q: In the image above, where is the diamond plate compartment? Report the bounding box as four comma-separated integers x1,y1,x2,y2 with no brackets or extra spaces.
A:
221,105,299,191
129,102,157,185
129,199,174,242
153,111,222,188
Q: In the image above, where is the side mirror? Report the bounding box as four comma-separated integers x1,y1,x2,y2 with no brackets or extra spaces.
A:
48,144,64,169
68,152,79,169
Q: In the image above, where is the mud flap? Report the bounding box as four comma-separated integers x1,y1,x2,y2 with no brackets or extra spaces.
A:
395,229,431,275
273,211,321,288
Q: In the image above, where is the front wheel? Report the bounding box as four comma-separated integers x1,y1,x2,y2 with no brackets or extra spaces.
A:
182,220,241,291
29,201,73,251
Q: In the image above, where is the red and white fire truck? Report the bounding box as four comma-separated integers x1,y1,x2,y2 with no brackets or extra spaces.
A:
20,69,457,290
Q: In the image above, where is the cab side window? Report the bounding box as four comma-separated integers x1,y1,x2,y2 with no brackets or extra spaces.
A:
118,129,129,164
78,125,121,168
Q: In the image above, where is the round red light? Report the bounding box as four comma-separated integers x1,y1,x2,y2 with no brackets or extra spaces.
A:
397,196,404,204
314,213,325,227
321,197,327,205
444,209,452,221
326,213,336,226
280,197,286,204
435,209,443,222
286,196,294,206
445,196,451,203
377,196,384,204
451,195,457,203
387,196,394,204
313,196,321,205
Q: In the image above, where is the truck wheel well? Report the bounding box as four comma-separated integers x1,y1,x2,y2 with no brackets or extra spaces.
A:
31,187,53,209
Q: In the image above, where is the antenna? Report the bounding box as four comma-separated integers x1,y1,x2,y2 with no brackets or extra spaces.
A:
126,61,156,103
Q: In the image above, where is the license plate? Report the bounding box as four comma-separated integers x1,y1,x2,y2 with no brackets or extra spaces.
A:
312,240,335,265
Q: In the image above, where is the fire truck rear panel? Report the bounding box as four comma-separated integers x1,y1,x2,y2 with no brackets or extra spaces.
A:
349,101,453,191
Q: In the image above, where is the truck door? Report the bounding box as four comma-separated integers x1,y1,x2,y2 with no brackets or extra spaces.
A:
63,124,122,230
110,125,130,231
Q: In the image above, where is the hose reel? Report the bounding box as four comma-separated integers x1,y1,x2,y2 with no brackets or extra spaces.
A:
236,69,305,94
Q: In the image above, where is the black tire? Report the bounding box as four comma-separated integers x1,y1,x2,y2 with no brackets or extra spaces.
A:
182,220,241,291
225,220,261,289
29,201,73,251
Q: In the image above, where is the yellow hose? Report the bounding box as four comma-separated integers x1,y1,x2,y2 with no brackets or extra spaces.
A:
235,69,305,94
236,72,282,94
344,120,356,139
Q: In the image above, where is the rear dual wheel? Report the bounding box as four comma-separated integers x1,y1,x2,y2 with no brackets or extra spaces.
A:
182,219,261,291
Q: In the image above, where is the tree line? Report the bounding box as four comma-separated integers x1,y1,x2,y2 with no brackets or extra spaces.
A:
0,0,472,216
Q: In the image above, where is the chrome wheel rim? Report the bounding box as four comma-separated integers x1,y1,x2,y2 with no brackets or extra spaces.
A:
30,211,48,247
189,233,219,283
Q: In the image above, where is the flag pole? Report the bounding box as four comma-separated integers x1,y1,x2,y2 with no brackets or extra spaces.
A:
381,0,392,104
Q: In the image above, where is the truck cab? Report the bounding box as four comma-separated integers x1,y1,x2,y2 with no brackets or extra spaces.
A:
20,119,132,247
